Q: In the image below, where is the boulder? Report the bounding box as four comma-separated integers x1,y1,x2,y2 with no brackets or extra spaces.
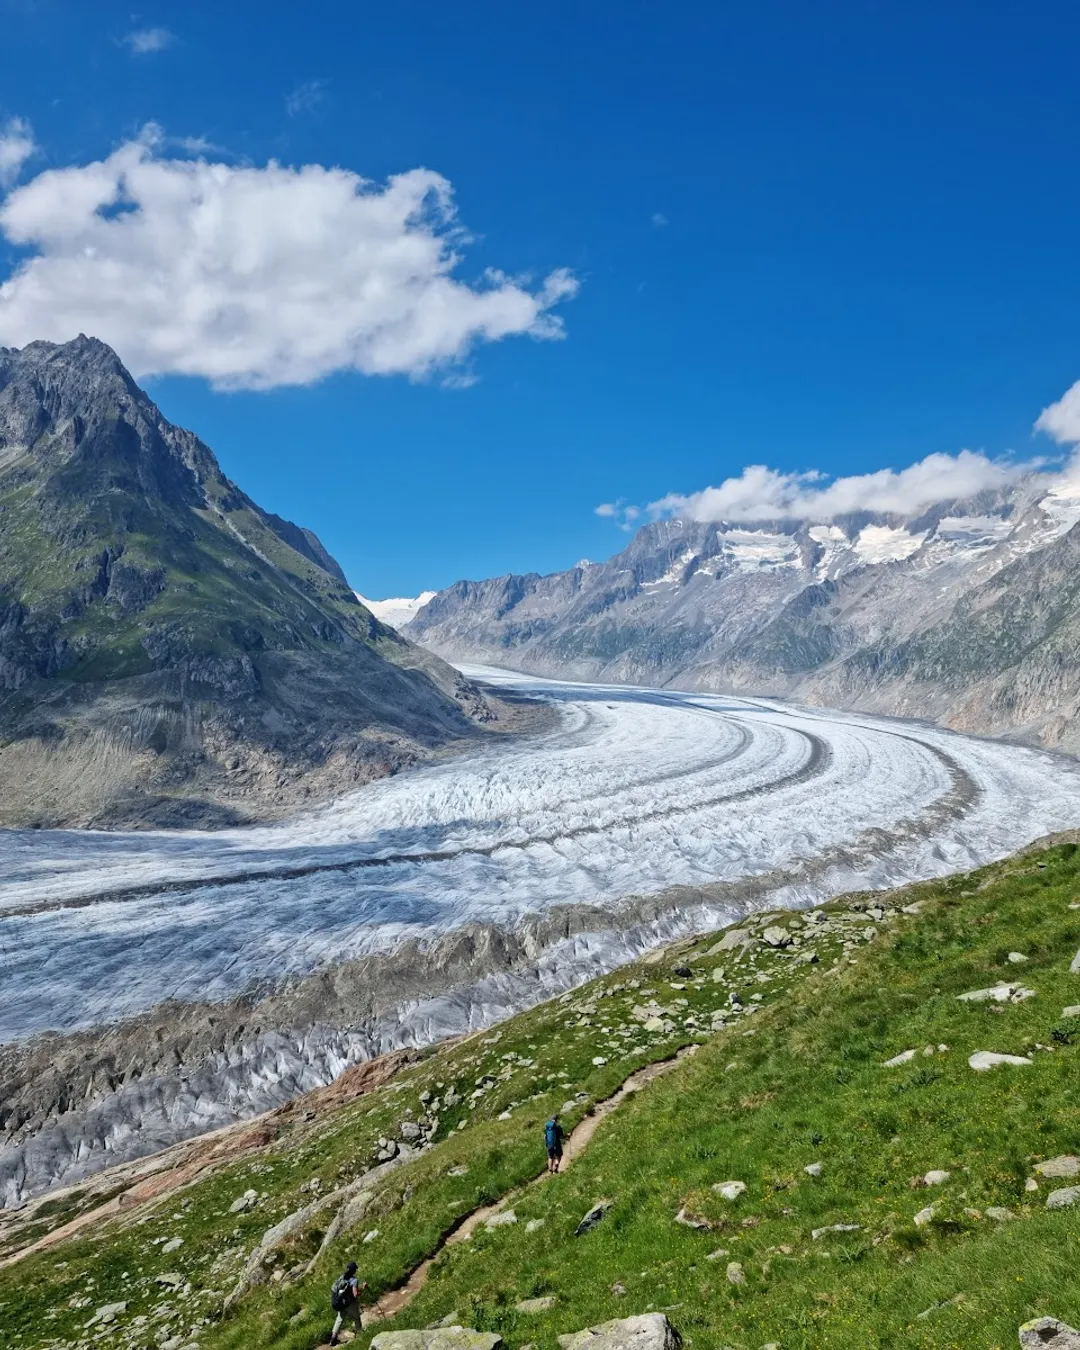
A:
709,930,754,954
1018,1317,1080,1347
913,1206,935,1226
762,927,792,948
90,1302,128,1326
957,983,1035,1003
371,1333,503,1350
1035,1157,1080,1179
883,1049,918,1067
726,1261,746,1285
804,1162,823,1177
485,1209,517,1229
557,1313,681,1349
986,1207,1016,1222
1046,1187,1080,1210
711,1180,747,1200
575,1200,613,1236
1063,1005,1080,1018
968,1051,1033,1071
516,1297,557,1313
1007,952,1030,964
923,1170,951,1186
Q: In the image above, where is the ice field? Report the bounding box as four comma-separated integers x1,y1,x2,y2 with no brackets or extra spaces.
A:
4,665,1080,1043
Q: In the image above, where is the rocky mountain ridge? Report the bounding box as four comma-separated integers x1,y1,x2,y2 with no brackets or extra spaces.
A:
0,336,500,828
409,475,1080,751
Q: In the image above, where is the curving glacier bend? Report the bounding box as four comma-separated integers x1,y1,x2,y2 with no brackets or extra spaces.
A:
4,666,1080,1203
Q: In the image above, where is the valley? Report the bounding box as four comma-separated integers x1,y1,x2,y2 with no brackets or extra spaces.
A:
4,666,1080,1210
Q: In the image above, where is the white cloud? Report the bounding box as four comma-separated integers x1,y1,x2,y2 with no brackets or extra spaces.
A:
641,450,1036,525
1036,380,1080,445
123,27,176,55
0,117,36,188
0,130,579,389
286,80,327,117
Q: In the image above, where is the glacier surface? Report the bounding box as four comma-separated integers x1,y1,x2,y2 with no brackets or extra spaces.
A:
3,666,1080,1045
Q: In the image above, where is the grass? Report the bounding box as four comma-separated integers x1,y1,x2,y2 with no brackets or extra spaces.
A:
5,840,1080,1348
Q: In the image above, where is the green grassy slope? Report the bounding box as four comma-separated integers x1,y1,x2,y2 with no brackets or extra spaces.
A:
6,840,1080,1349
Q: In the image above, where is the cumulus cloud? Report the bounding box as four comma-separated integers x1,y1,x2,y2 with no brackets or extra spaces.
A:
0,117,36,188
0,129,579,389
123,27,176,55
1035,380,1080,446
638,450,1037,525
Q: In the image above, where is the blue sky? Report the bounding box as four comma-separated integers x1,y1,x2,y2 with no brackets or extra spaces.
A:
2,1,1080,595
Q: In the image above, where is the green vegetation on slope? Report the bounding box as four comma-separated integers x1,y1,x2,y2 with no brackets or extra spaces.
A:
6,840,1080,1348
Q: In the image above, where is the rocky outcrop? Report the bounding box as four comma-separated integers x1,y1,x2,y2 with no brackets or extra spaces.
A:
410,482,1080,752
0,336,505,827
557,1314,681,1349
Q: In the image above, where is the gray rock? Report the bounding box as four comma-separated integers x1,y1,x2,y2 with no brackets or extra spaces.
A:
1046,1187,1080,1210
90,1302,128,1325
923,1170,951,1186
726,1262,746,1285
711,1180,747,1200
1035,1156,1080,1178
1018,1317,1080,1348
161,1236,184,1253
803,1162,823,1177
762,927,792,948
1007,952,1030,964
557,1313,681,1349
371,1332,503,1349
575,1200,613,1237
674,1208,711,1230
485,1209,518,1229
400,1121,423,1141
516,1297,556,1313
958,983,1035,1003
525,1218,546,1233
812,1223,861,1239
986,1207,1016,1222
968,1051,1033,1071
1071,950,1080,975
1062,1005,1080,1018
882,1049,918,1067
709,930,754,954
913,1206,935,1226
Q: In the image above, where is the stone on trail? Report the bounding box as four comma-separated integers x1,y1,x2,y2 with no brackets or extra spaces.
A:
712,1180,747,1200
883,1049,918,1067
1018,1317,1080,1348
1035,1157,1080,1178
1046,1187,1080,1210
968,1051,1034,1071
557,1312,682,1349
575,1199,613,1236
371,1332,503,1350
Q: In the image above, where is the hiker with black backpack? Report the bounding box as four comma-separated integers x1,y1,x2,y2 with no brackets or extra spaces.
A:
329,1260,367,1344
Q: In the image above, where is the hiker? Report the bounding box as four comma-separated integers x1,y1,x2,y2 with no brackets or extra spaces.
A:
329,1260,367,1344
544,1112,566,1173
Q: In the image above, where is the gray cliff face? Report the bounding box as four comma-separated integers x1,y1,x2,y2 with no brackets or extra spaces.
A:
410,484,1080,750
0,336,500,827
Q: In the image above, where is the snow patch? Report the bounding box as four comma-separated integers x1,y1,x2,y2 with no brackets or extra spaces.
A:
356,591,437,630
853,526,927,565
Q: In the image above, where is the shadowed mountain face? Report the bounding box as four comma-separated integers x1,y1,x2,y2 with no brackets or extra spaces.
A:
409,486,1080,752
0,336,496,828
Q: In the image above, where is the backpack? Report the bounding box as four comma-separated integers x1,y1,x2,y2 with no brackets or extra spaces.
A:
330,1274,353,1312
544,1119,560,1149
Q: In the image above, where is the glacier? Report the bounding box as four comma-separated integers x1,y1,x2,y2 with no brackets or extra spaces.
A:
4,665,1080,1045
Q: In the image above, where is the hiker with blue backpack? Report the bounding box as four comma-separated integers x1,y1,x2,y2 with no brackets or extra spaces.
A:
329,1261,367,1344
544,1112,566,1173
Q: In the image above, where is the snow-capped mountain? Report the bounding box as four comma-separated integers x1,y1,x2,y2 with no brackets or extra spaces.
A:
355,590,437,631
410,472,1080,751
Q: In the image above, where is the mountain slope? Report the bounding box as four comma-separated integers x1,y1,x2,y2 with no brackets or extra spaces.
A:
410,483,1080,752
4,836,1080,1349
0,336,496,828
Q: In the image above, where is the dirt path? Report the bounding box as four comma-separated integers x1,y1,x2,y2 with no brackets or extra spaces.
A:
342,1045,697,1335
